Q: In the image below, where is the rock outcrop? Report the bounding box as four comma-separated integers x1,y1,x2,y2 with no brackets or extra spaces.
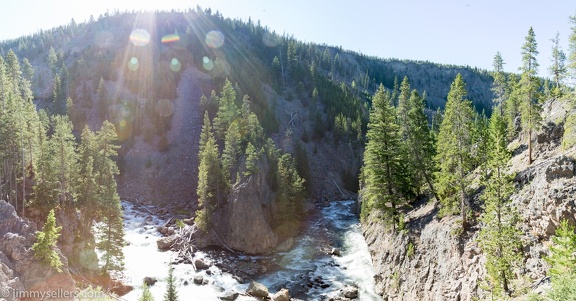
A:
363,149,576,300
363,209,483,301
202,158,279,254
0,200,75,301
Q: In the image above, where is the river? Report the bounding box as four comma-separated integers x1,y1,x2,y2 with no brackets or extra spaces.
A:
118,200,381,301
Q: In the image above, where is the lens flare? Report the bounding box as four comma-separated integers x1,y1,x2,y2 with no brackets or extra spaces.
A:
202,56,214,71
129,29,151,47
170,58,181,72
262,32,281,47
205,31,225,48
156,99,174,117
161,33,181,44
128,57,139,71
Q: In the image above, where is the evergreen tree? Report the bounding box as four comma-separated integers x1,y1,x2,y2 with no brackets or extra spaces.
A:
213,79,239,139
163,264,178,301
196,126,225,230
274,153,306,232
568,12,576,81
222,121,241,184
549,32,567,94
361,84,407,228
434,74,474,230
32,209,63,272
519,27,542,165
244,142,260,176
546,219,576,277
95,121,125,273
491,52,507,115
21,58,34,83
48,46,58,75
405,89,437,199
477,113,522,297
545,219,576,301
139,283,155,301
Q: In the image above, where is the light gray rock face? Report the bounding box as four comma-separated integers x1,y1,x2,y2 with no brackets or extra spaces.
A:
362,209,484,301
363,149,576,300
0,201,75,301
211,159,278,254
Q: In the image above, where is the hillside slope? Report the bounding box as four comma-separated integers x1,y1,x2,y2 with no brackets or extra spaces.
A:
362,96,576,300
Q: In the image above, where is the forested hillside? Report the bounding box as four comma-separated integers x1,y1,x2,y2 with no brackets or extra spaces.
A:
1,6,576,301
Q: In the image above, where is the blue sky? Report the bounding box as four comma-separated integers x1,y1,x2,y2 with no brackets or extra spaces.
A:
1,0,574,75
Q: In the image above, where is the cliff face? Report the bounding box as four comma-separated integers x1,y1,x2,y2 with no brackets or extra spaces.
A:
218,159,279,254
362,98,576,300
362,206,484,301
0,201,75,301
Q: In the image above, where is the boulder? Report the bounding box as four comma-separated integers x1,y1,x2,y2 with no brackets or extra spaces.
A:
156,235,176,250
194,257,210,270
143,276,157,286
193,274,204,285
247,281,269,298
545,156,575,183
537,122,564,144
342,285,358,299
272,288,290,301
218,292,239,301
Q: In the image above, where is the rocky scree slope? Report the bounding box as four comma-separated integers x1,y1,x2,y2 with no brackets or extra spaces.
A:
362,97,576,301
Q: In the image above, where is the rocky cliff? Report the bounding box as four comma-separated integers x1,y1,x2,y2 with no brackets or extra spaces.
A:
362,97,576,300
0,201,75,301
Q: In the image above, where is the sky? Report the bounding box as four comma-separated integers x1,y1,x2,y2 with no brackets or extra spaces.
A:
0,0,574,75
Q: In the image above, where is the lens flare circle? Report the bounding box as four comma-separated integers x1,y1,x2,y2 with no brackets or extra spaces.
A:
170,58,182,72
202,56,214,71
129,29,151,47
155,99,174,117
161,33,181,44
205,31,225,48
128,57,139,71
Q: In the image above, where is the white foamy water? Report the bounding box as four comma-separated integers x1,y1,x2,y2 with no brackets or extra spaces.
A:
256,201,382,300
118,200,381,300
119,202,246,301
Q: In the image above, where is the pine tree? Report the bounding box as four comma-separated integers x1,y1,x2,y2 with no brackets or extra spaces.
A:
139,283,155,301
196,126,225,230
434,74,474,230
361,84,407,228
48,46,58,75
32,209,63,272
244,142,260,176
222,121,241,184
568,12,576,81
163,264,178,301
405,89,437,199
545,219,576,300
519,27,542,165
95,121,125,273
213,79,239,139
477,113,522,297
491,52,507,115
549,32,567,94
274,153,306,231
